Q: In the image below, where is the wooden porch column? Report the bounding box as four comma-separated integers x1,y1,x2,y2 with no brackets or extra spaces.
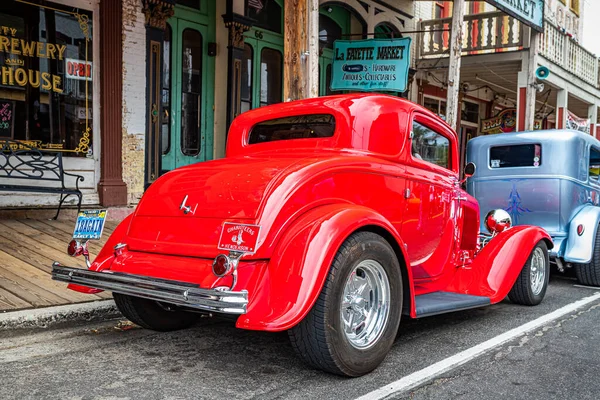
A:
97,0,128,206
524,31,540,131
445,0,465,131
556,89,568,130
283,0,319,101
589,104,598,138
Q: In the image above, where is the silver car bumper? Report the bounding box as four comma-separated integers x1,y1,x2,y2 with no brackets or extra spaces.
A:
51,262,248,314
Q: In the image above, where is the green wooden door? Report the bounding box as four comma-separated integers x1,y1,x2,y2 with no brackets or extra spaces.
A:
319,48,334,96
318,5,350,96
243,29,284,110
162,6,215,171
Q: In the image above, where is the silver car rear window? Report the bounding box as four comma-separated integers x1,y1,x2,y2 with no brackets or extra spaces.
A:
489,144,541,168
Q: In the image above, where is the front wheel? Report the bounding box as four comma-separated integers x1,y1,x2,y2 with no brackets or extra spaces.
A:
288,232,402,377
508,240,549,306
113,293,200,332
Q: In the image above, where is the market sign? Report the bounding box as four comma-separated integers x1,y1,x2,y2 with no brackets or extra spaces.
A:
331,38,412,93
484,0,544,32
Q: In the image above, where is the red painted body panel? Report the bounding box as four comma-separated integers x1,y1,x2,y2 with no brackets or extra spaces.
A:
238,204,414,331
65,94,553,330
446,226,552,303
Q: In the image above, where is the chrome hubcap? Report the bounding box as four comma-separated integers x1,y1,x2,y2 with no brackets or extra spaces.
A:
530,247,546,296
341,260,390,349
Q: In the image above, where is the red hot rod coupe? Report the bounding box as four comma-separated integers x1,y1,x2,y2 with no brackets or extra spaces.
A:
53,94,552,377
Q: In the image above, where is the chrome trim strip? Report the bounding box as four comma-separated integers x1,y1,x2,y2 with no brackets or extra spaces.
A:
471,174,585,185
51,262,248,314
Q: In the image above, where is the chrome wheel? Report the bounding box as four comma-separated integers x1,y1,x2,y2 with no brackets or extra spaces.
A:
530,247,546,296
341,259,391,349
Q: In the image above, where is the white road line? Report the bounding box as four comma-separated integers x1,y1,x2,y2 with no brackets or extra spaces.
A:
355,292,600,400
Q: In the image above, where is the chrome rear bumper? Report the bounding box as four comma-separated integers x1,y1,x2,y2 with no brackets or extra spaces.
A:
52,262,248,314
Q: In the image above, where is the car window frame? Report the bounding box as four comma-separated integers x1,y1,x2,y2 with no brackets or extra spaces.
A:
409,113,457,175
589,145,600,187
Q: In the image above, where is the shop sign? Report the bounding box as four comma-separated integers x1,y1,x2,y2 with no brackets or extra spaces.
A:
66,58,92,81
481,108,542,134
331,38,412,93
0,100,14,138
484,0,544,32
566,110,590,134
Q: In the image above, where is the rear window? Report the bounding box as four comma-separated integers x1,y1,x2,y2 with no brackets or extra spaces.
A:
489,144,541,168
248,114,335,144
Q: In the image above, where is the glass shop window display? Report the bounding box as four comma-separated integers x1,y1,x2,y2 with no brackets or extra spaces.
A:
0,1,93,157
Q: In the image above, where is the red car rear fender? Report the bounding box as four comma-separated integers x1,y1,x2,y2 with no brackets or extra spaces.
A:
236,204,413,331
446,226,553,303
67,214,134,294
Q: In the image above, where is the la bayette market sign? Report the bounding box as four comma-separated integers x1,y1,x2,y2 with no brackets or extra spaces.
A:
331,38,411,93
485,0,544,32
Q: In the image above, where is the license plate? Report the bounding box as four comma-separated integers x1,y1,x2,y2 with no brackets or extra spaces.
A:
73,210,108,240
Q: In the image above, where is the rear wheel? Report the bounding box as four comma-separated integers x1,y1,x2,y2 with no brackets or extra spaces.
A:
508,240,549,306
288,232,402,377
113,293,200,332
575,225,600,287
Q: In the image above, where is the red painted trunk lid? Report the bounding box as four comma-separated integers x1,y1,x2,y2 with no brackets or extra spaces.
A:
124,155,301,257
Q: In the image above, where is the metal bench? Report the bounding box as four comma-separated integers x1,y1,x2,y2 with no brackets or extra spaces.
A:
0,139,84,219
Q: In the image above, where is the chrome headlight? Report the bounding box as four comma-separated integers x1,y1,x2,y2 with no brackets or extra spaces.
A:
484,209,512,234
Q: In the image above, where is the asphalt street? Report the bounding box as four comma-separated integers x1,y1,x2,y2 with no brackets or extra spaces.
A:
1,275,599,400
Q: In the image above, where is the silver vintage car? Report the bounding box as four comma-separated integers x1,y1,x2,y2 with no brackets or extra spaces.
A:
467,129,600,287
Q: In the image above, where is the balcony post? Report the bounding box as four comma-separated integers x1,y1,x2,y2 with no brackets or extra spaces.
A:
517,67,527,132
525,31,540,131
556,89,569,130
446,0,466,131
589,104,598,139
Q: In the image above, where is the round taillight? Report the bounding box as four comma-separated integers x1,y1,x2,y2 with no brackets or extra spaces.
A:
212,254,231,277
577,224,585,236
485,209,512,234
67,239,79,257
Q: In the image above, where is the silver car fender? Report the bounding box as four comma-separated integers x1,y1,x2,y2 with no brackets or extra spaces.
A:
564,205,600,264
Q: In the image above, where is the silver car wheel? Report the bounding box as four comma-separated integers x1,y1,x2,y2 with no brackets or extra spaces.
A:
530,247,546,296
341,259,391,350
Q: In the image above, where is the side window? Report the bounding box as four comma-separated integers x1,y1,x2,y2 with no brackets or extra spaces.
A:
411,120,450,170
590,147,600,183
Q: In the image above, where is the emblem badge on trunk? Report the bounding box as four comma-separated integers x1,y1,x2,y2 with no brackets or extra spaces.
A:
179,195,198,215
218,223,261,253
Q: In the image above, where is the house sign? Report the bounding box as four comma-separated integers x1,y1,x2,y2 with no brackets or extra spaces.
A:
484,0,545,32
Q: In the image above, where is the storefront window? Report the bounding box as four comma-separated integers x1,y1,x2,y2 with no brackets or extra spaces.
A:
181,28,202,157
462,101,479,124
0,1,93,157
260,48,282,107
241,44,253,113
319,14,342,49
162,23,172,155
247,0,282,34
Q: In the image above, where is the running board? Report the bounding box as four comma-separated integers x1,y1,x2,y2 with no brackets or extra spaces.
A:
415,291,491,318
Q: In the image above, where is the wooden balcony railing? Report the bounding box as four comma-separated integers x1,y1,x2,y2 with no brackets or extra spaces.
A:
419,11,524,57
538,21,599,87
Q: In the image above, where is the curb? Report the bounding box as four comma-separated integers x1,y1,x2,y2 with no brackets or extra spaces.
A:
0,300,121,331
